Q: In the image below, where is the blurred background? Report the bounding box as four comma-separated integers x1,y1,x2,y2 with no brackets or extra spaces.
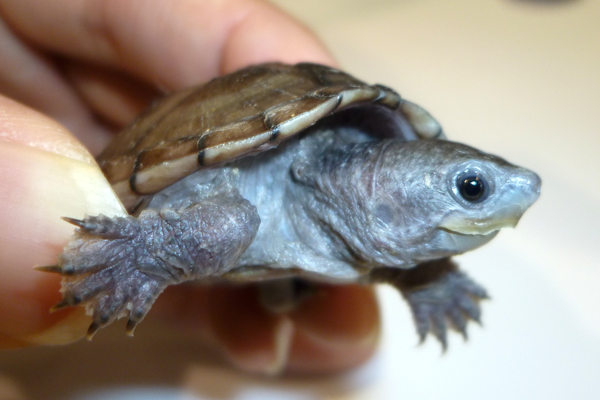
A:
1,0,599,399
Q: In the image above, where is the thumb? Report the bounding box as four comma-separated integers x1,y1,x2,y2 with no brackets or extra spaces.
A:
0,94,124,348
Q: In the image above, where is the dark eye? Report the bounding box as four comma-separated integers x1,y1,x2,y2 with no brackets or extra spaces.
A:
458,174,487,202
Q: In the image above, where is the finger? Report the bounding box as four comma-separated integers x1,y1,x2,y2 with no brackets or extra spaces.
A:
64,61,161,129
217,2,334,73
207,285,294,375
156,284,380,374
0,0,334,150
0,95,124,348
0,15,111,153
0,0,336,91
287,284,380,374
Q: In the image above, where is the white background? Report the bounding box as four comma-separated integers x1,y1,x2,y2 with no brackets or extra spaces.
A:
1,0,599,399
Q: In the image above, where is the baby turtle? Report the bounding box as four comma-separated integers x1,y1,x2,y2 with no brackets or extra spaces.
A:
40,63,541,347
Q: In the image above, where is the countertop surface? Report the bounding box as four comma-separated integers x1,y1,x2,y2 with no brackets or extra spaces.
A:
1,0,599,399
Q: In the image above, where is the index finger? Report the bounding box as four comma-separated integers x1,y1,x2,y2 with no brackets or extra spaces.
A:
0,0,336,89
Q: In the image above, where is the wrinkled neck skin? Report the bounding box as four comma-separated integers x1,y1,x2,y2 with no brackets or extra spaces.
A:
149,135,451,282
286,137,467,269
163,126,538,281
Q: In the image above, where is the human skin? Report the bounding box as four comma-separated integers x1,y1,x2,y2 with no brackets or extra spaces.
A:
0,0,379,374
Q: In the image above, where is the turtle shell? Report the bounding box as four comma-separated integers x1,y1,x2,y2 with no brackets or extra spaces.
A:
98,63,444,210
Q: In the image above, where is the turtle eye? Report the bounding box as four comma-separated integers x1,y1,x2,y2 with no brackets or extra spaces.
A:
457,173,488,203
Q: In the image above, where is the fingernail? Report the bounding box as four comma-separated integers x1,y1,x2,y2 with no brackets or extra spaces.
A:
21,308,91,346
262,317,294,375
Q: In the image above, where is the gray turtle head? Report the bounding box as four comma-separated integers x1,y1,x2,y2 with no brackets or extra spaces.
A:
364,139,541,262
291,138,541,267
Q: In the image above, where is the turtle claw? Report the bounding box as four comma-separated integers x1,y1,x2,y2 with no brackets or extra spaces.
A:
86,322,100,340
61,214,139,238
34,265,63,274
49,299,71,313
35,264,76,276
447,305,468,339
125,319,138,336
414,306,448,351
61,216,105,234
430,310,449,351
59,267,165,339
61,216,85,227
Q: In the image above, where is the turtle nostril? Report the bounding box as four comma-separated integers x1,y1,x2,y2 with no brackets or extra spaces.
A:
515,170,542,196
506,169,541,209
530,172,542,194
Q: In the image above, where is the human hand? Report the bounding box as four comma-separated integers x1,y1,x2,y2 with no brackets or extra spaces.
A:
0,0,379,374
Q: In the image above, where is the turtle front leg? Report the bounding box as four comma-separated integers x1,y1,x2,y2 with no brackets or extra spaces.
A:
40,193,260,338
370,259,489,349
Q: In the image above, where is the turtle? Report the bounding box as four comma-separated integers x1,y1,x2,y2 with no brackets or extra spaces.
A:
38,62,541,347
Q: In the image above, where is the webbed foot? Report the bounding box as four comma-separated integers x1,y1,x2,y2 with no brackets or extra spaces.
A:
403,269,488,349
370,258,488,349
39,193,260,338
41,214,171,339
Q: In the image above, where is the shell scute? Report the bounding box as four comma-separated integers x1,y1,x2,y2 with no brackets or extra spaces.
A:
135,137,201,172
98,63,437,208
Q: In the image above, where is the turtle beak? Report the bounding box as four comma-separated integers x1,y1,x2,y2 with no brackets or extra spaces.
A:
440,204,525,235
440,169,541,236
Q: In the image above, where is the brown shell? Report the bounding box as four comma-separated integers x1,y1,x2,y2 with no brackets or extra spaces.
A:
98,63,443,210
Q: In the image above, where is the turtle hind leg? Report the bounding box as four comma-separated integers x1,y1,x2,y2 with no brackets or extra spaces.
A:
370,258,489,350
53,192,260,338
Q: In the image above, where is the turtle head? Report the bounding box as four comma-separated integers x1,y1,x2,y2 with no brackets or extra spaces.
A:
363,139,541,262
289,138,540,267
